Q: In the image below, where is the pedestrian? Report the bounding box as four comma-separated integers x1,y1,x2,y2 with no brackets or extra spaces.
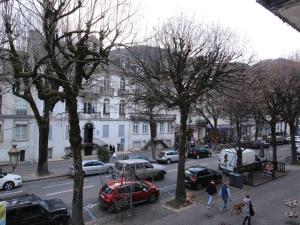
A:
206,180,217,209
219,182,231,213
243,194,254,225
109,144,113,155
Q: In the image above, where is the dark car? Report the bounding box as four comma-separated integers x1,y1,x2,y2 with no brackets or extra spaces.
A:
99,179,159,212
184,166,222,190
1,193,70,225
188,146,211,159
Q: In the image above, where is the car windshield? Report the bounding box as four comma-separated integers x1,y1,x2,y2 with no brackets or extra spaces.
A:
0,173,7,178
40,200,50,211
158,152,165,157
185,170,195,177
102,184,113,194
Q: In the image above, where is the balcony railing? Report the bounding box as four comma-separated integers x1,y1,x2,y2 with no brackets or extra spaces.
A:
99,86,114,97
117,88,129,97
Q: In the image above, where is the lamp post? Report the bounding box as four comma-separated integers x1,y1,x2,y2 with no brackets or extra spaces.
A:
7,145,21,172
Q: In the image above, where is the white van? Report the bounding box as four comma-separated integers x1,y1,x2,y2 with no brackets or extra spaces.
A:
218,148,264,172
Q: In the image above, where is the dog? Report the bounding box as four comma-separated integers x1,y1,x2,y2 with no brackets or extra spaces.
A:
186,192,195,204
231,202,245,215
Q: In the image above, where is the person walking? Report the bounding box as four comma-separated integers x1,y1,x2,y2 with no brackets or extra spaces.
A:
219,182,231,213
243,194,254,225
206,180,217,209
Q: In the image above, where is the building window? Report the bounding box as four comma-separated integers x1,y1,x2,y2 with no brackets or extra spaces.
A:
132,141,141,149
83,101,95,114
15,124,27,141
159,122,165,133
118,125,125,137
103,99,110,114
0,124,2,142
133,123,139,134
104,76,110,90
120,77,126,90
167,122,173,133
142,123,148,134
49,125,52,140
48,148,53,159
16,98,27,115
119,100,125,115
103,125,109,137
65,125,69,140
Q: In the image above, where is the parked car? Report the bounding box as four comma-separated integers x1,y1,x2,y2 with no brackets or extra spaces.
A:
98,179,159,212
156,150,179,164
68,160,114,176
114,159,167,180
0,172,22,191
1,193,70,225
128,154,151,162
184,165,222,190
188,146,211,159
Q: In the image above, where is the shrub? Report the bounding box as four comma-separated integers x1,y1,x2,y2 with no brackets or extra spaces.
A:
97,145,110,163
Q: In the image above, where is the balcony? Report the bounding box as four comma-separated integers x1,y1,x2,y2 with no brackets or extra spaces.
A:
79,112,102,119
117,88,129,97
99,86,114,97
102,112,110,119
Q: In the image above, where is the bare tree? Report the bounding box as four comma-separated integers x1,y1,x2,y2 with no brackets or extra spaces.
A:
251,59,286,163
0,1,63,176
222,83,252,167
0,1,133,224
273,59,300,164
126,16,246,204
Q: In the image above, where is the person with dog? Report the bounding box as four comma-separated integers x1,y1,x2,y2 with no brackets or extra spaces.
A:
219,182,231,213
243,194,255,225
206,180,217,209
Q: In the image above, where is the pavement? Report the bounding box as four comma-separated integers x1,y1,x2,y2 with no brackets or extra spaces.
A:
0,144,299,225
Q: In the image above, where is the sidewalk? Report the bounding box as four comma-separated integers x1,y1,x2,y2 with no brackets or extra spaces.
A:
0,150,153,182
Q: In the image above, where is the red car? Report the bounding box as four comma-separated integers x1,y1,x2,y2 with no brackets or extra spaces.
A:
99,179,159,212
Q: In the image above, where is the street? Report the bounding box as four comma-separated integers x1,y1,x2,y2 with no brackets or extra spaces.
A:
0,144,297,225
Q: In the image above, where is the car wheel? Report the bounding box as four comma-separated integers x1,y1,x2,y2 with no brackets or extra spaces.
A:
3,181,14,191
156,172,165,180
106,167,113,174
109,204,121,213
52,218,66,225
148,193,158,203
82,171,86,177
166,159,171,164
196,155,200,159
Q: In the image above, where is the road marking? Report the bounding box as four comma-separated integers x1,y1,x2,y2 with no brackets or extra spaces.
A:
42,181,73,189
84,206,96,222
167,169,177,173
160,189,175,197
46,185,94,196
0,190,23,197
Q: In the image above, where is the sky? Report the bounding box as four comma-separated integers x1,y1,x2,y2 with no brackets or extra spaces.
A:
133,0,300,60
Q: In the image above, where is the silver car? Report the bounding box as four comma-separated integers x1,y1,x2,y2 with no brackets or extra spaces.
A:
114,159,167,180
156,150,179,164
68,160,114,176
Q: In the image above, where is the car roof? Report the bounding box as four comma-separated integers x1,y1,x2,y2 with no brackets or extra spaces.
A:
106,179,141,189
160,150,176,153
0,194,41,209
82,160,103,164
186,165,208,172
116,159,149,164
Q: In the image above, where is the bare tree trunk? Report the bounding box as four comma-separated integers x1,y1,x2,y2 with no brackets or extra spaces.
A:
175,107,188,203
236,120,242,167
254,116,260,141
67,97,84,225
36,119,50,176
270,121,277,162
289,121,298,164
149,119,157,160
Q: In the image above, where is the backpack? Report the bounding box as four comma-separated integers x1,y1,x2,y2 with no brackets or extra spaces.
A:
221,186,228,198
249,201,255,216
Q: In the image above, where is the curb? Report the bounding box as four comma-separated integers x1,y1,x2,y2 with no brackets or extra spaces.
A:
23,174,69,183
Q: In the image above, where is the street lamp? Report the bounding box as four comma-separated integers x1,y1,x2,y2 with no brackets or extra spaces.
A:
7,145,20,172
